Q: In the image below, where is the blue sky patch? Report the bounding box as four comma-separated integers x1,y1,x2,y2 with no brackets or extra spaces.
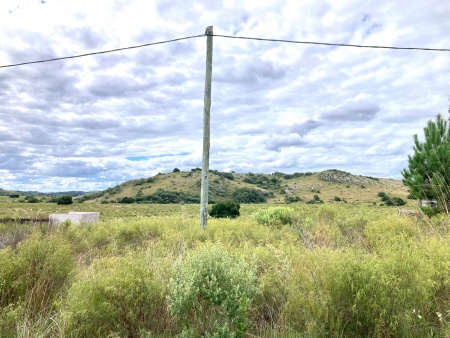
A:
126,152,190,161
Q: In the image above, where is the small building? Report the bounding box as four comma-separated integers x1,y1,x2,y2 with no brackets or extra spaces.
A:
418,200,437,208
49,212,100,225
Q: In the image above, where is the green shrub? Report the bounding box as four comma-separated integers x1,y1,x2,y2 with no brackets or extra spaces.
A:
219,172,234,180
24,195,39,203
252,207,299,227
209,200,240,219
8,194,19,198
141,189,200,204
377,192,406,206
285,245,439,337
63,255,165,337
57,195,73,205
243,173,281,190
421,206,440,218
168,244,259,337
232,188,267,203
0,234,73,313
118,196,135,204
387,197,406,206
307,194,323,204
334,196,342,202
173,168,181,172
285,196,302,204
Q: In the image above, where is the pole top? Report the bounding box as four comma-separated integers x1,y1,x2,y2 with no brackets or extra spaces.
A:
205,26,213,35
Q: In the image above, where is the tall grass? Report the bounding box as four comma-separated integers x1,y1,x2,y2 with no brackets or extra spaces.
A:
0,204,450,337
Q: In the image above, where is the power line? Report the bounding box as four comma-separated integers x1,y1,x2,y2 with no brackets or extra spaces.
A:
213,34,450,52
1,32,449,70
0,34,204,69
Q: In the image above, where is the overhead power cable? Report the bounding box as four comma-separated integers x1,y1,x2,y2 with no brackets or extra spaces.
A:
213,34,450,52
1,32,449,69
0,34,204,69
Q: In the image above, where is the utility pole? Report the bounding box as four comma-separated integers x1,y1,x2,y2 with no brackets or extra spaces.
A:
200,26,213,229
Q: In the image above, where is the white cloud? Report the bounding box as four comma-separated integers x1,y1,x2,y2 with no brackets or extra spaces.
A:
0,0,449,191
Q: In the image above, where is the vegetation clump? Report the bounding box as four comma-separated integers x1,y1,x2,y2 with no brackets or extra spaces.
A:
285,195,302,204
118,196,135,204
209,200,240,219
168,244,258,337
253,206,299,227
232,187,268,203
378,192,406,206
402,113,450,210
282,172,314,179
118,189,201,204
0,234,73,314
2,204,450,336
243,173,281,190
57,195,73,205
24,195,39,203
63,255,164,337
306,194,323,204
141,189,200,204
211,170,234,180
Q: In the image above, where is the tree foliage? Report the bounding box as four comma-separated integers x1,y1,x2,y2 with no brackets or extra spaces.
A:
57,195,73,205
209,200,240,218
232,188,267,203
402,113,450,208
243,173,281,190
24,195,39,203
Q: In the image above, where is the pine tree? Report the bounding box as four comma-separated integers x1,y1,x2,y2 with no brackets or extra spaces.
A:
401,113,450,209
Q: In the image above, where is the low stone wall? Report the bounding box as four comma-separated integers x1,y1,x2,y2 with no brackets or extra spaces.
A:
49,212,100,225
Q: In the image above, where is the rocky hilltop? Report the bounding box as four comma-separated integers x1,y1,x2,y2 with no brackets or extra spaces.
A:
319,169,383,186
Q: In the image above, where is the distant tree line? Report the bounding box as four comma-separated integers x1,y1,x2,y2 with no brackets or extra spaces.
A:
243,173,281,190
113,187,271,205
118,189,202,204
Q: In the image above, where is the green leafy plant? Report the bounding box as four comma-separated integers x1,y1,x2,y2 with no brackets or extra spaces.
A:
0,234,73,314
402,113,450,211
57,195,73,205
209,200,240,219
285,195,302,204
118,196,135,204
378,192,406,206
24,195,39,203
307,194,323,204
232,188,267,203
252,207,299,227
63,255,164,337
243,173,281,190
167,244,259,337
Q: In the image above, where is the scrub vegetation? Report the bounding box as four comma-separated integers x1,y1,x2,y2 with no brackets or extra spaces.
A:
1,203,450,337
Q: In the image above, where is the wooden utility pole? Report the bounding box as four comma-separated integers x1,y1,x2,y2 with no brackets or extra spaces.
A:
200,26,213,229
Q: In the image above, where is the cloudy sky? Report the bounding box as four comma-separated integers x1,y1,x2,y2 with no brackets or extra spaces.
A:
1,0,449,192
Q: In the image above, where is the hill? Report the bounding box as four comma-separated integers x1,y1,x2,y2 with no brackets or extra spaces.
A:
79,169,411,206
0,188,87,197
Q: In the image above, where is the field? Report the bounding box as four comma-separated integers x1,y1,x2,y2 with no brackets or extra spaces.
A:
1,201,450,337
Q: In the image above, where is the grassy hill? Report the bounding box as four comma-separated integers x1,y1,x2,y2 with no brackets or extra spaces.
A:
81,169,412,206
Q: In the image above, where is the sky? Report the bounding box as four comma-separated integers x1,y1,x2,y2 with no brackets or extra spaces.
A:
0,0,449,192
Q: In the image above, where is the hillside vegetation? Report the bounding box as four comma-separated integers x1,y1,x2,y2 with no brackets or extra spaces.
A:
80,169,410,206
